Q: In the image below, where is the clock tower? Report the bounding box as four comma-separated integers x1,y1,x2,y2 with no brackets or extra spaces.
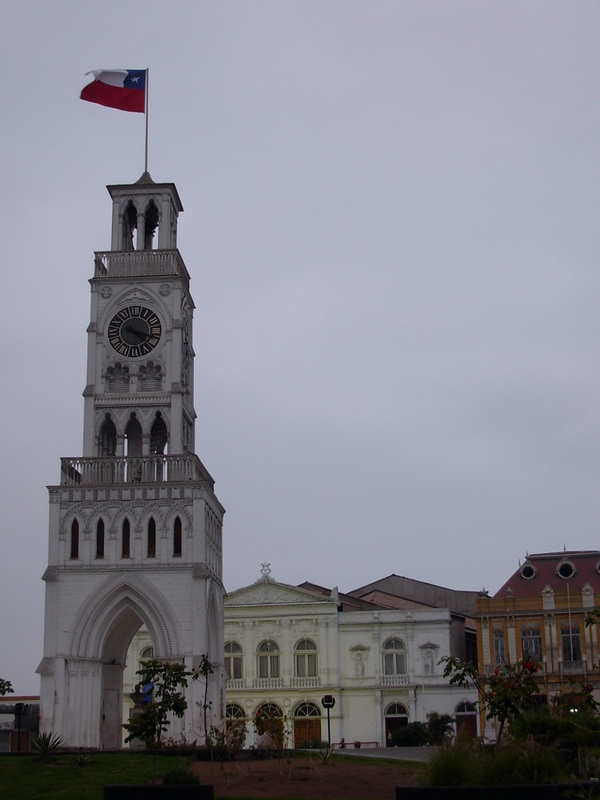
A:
38,173,225,749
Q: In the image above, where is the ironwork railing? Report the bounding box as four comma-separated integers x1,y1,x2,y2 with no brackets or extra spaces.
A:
60,455,214,488
94,249,190,283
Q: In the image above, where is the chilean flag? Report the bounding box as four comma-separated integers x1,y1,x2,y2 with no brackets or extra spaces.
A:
80,70,146,113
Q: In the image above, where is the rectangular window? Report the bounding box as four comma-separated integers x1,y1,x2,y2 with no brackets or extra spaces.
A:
493,631,505,665
561,625,582,663
521,627,543,663
225,655,242,680
258,654,280,679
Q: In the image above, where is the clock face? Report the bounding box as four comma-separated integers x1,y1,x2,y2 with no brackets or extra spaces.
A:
108,306,162,357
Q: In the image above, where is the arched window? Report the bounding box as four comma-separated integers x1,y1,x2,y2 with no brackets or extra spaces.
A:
455,701,477,739
383,638,407,676
70,519,79,559
294,639,318,678
95,519,105,559
144,200,159,249
173,516,182,557
225,642,243,681
147,517,156,558
294,702,320,718
122,518,131,559
226,703,246,720
140,645,154,666
257,640,280,679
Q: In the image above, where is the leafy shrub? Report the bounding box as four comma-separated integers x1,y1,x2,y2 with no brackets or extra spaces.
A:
424,740,569,787
162,766,200,785
392,722,429,747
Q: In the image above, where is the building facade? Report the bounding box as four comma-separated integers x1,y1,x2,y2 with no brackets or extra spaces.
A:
222,568,479,748
476,550,600,739
37,173,225,749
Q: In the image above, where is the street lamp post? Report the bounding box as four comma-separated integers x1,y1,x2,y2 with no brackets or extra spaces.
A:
321,694,335,747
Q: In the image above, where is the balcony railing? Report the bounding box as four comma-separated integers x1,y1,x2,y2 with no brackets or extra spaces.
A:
60,455,214,488
94,249,190,283
560,660,586,674
253,678,283,689
381,674,409,686
226,678,246,690
290,676,320,688
485,663,546,675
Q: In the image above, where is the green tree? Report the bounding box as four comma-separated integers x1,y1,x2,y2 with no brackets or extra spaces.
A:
440,656,540,745
122,659,198,784
0,678,14,696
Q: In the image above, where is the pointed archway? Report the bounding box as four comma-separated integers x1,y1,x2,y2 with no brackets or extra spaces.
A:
66,573,184,749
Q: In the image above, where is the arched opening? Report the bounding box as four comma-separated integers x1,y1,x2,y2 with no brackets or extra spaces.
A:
150,414,168,454
99,416,117,457
125,415,142,458
384,702,408,746
122,201,137,250
455,700,477,739
293,702,321,748
144,201,159,250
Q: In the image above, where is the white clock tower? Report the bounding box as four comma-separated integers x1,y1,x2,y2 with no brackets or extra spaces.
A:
37,173,225,749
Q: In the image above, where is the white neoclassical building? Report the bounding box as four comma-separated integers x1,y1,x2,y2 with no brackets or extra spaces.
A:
124,567,479,748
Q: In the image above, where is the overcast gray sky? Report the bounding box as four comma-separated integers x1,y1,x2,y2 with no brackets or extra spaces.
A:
2,1,600,693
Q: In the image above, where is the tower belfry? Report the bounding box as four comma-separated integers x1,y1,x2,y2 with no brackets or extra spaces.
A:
38,174,225,749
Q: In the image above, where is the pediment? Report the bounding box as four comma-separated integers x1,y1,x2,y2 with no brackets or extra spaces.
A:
226,579,336,608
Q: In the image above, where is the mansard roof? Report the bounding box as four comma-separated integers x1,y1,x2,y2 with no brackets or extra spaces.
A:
493,550,600,598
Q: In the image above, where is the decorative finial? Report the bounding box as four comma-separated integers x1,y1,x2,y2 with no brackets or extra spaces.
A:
260,563,271,579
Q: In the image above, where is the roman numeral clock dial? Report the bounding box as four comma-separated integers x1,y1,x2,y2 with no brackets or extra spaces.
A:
107,306,162,357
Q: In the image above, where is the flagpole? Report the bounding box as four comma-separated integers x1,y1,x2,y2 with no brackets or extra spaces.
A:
144,68,149,174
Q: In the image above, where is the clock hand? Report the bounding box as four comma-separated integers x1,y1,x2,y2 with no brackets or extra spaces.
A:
124,325,150,340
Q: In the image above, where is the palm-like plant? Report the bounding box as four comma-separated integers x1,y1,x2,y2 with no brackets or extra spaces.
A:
31,731,63,762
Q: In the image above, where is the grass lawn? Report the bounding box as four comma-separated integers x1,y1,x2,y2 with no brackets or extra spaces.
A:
0,752,191,800
0,751,426,799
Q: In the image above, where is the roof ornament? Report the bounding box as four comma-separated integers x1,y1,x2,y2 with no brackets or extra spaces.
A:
260,563,271,579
